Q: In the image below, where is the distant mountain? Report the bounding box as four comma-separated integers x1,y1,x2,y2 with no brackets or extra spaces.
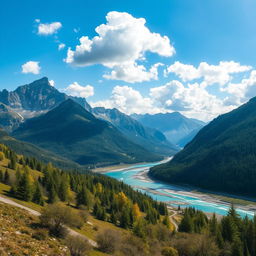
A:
132,112,205,146
13,99,161,166
0,77,91,114
0,128,79,169
150,97,256,197
93,107,179,156
0,103,23,132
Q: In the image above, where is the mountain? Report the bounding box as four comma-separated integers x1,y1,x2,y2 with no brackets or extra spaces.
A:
150,97,256,197
0,77,91,115
0,128,79,169
93,107,179,156
12,99,161,166
0,103,23,132
132,112,205,147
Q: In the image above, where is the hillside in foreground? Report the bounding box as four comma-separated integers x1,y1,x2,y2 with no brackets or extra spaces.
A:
150,97,256,197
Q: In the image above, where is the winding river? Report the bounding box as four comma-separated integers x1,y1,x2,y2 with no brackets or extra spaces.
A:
103,160,256,219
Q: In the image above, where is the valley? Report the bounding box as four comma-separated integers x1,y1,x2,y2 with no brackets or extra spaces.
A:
94,160,256,219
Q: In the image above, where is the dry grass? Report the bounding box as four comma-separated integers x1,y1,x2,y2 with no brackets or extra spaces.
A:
0,202,69,256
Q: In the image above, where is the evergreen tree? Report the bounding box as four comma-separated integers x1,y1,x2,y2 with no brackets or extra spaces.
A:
4,170,10,185
0,170,3,182
179,212,194,233
48,183,58,204
58,179,68,202
32,181,44,206
16,169,32,201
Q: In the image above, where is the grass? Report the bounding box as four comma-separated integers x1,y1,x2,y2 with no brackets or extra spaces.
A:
0,202,68,256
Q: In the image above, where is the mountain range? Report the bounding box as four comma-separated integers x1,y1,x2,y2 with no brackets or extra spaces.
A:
0,77,207,167
150,97,256,197
12,99,161,166
93,107,179,156
132,112,205,147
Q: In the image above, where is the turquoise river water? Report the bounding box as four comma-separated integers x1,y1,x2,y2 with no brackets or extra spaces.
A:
105,161,255,219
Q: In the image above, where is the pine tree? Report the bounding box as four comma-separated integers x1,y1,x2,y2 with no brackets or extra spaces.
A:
32,181,44,206
4,170,10,185
16,170,32,201
76,186,92,208
0,170,3,182
48,183,58,204
178,212,194,233
58,179,68,202
209,213,218,235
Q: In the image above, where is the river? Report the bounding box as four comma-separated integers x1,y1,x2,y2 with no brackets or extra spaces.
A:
103,160,256,219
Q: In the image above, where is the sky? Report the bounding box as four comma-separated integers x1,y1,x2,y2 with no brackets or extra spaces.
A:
1,0,256,121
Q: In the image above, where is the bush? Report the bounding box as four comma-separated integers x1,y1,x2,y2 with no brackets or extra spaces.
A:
96,229,121,254
40,203,84,237
162,247,179,256
65,235,92,256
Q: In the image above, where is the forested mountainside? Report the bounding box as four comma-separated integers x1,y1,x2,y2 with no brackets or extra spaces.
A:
12,99,161,166
150,97,256,197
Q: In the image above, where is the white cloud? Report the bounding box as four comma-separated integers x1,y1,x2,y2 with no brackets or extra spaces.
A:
103,63,163,83
149,80,234,121
65,11,174,83
37,21,62,35
91,78,245,121
222,70,256,106
58,43,66,50
49,80,55,86
64,82,94,98
21,61,41,74
166,61,252,86
91,85,160,115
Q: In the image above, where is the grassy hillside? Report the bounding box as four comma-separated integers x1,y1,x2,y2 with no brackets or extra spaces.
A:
0,143,176,256
150,97,256,197
0,202,68,255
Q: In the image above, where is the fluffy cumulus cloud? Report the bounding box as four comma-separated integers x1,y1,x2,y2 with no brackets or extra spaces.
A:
21,61,41,74
91,85,161,114
91,80,238,121
64,82,94,98
65,11,174,82
166,61,252,86
222,70,256,106
37,21,62,35
103,63,163,83
149,81,234,121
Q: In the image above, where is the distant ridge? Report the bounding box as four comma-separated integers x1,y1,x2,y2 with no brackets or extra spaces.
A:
93,107,179,156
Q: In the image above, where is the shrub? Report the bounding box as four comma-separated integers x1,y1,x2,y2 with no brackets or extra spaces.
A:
161,247,179,256
40,203,84,237
65,235,92,256
96,229,121,254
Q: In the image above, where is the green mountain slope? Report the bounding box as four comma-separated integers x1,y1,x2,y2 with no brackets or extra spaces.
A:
13,99,161,166
0,128,79,169
150,97,256,197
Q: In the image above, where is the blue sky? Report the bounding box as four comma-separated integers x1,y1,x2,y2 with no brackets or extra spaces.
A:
1,0,256,121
